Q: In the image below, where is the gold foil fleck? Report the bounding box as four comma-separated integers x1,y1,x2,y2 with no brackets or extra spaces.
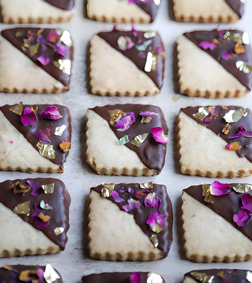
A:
172,96,180,101
140,182,153,189
15,31,24,37
232,183,252,193
144,31,157,39
29,43,39,56
246,271,252,283
54,59,71,75
190,272,215,283
54,227,64,236
236,60,252,74
54,125,66,136
193,107,210,121
118,135,129,145
222,123,232,135
108,109,126,126
3,263,13,270
42,183,55,194
223,107,247,123
147,273,163,283
223,31,249,45
59,141,71,152
13,201,30,216
131,133,149,147
144,52,158,72
150,234,159,247
141,116,152,124
44,264,60,283
37,141,56,159
9,102,24,115
202,184,214,203
101,183,115,197
38,213,51,222
59,30,72,47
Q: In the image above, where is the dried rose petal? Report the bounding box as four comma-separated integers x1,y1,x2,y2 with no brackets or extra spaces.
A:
32,215,49,229
219,30,224,36
233,208,251,227
228,126,252,139
111,191,124,203
135,189,150,199
241,193,252,212
222,50,234,60
56,44,68,56
151,127,168,144
40,106,62,120
204,117,211,123
225,142,242,151
210,181,231,196
36,269,44,281
128,272,141,283
21,108,38,127
37,54,50,65
33,128,51,144
122,198,140,212
26,180,41,197
34,202,42,212
46,29,59,44
114,112,135,131
139,111,158,117
199,41,217,50
146,212,167,233
144,193,162,210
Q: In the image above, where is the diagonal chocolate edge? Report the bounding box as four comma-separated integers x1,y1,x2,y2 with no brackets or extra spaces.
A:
97,30,165,89
0,178,71,250
225,0,244,18
82,272,165,283
91,104,168,172
181,106,252,163
1,28,74,88
184,184,252,242
183,29,252,90
44,0,75,10
132,0,160,22
91,183,173,257
0,104,72,169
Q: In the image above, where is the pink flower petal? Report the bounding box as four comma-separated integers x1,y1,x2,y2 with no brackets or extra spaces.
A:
111,191,124,203
146,212,167,233
128,187,134,193
21,108,38,127
241,193,252,212
36,269,44,281
144,193,162,210
233,208,251,227
219,30,224,37
32,216,49,229
40,106,62,120
114,112,135,131
139,111,158,117
204,117,211,123
151,127,168,144
122,198,140,212
9,140,13,144
125,36,134,49
33,128,51,143
199,41,217,51
129,272,141,283
228,126,246,139
222,49,234,60
210,181,231,196
135,189,150,199
37,55,50,66
27,180,41,197
156,46,164,53
57,44,68,56
46,29,59,44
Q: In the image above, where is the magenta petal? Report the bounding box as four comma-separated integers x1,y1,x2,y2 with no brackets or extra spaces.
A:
33,217,49,229
241,193,252,212
144,193,162,210
129,272,141,283
204,117,211,123
199,41,217,50
151,127,168,144
225,143,232,150
57,44,68,56
146,212,167,232
128,187,134,193
125,36,134,49
219,30,224,36
114,112,135,131
210,181,231,196
222,49,233,60
21,108,38,127
233,208,251,227
27,180,41,197
46,29,59,44
40,106,62,120
228,126,246,139
33,128,51,143
34,202,42,212
139,111,158,117
36,269,44,281
111,191,124,203
37,55,50,66
156,46,164,53
122,198,140,212
135,189,150,199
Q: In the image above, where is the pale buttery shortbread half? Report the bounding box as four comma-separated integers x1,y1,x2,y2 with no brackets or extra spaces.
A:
1,0,74,23
90,35,159,96
177,35,248,98
173,0,240,23
177,111,252,178
87,0,151,23
88,190,164,261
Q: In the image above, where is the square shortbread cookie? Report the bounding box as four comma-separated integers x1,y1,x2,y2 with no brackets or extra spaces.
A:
182,182,252,262
88,183,173,261
1,0,75,24
90,28,165,96
0,103,72,173
0,27,73,93
86,104,168,176
177,29,251,98
87,0,161,23
173,0,244,23
0,178,70,257
177,106,252,178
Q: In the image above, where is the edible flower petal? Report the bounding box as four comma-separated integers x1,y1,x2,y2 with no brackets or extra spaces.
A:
210,181,231,196
225,142,242,151
114,112,135,131
199,41,217,50
111,191,124,203
37,54,50,65
241,193,252,212
135,189,150,199
56,44,68,56
128,272,141,283
46,29,59,44
233,208,251,227
122,198,140,212
117,36,134,50
144,193,162,210
26,180,41,197
33,128,51,144
139,111,158,117
21,107,37,127
151,127,168,144
32,213,49,229
222,49,234,60
228,126,252,139
40,106,62,120
146,212,167,233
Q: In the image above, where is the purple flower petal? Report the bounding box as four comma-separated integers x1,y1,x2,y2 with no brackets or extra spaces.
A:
21,108,38,127
37,36,47,46
139,111,158,117
40,106,62,120
33,128,51,143
146,212,167,233
156,46,164,53
219,30,224,37
34,202,42,212
57,44,68,56
129,272,141,283
122,198,140,212
128,187,134,193
135,190,150,199
228,126,252,139
144,193,162,210
114,112,135,131
233,208,251,227
37,54,50,65
199,41,217,51
151,127,168,144
204,117,211,123
241,193,252,212
33,217,49,230
125,36,134,49
222,49,234,60
111,191,124,203
36,269,44,281
210,181,231,196
46,29,59,44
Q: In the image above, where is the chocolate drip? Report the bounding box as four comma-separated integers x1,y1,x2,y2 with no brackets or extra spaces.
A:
44,0,75,10
91,104,168,172
91,183,173,257
181,106,252,163
0,265,63,283
225,0,244,18
132,0,160,22
1,28,73,87
186,269,251,283
184,184,252,242
184,29,252,90
0,178,71,250
98,30,165,89
82,272,165,283
0,104,72,168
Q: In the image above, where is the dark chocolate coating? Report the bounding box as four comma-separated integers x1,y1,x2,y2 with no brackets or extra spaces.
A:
0,264,63,283
185,269,252,283
226,0,244,18
82,272,165,283
133,0,160,22
181,106,252,163
0,178,71,250
44,0,75,10
0,104,72,168
91,183,173,257
184,29,252,90
184,184,252,242
91,104,168,172
98,30,165,89
1,28,74,87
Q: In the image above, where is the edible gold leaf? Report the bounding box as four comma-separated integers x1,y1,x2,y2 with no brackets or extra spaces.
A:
118,135,129,145
147,273,163,283
232,183,252,193
54,227,64,236
144,52,158,72
3,263,13,270
59,30,72,47
44,264,60,283
222,123,232,135
141,116,152,123
15,31,24,37
13,201,30,216
29,43,39,56
193,107,210,121
202,184,214,203
37,141,56,159
108,109,126,126
54,125,66,136
140,182,153,189
131,133,149,147
9,102,23,115
101,183,115,197
59,141,71,152
223,107,247,123
223,31,249,45
144,31,157,39
150,234,159,247
172,96,180,101
246,271,252,283
236,61,252,74
190,272,215,283
42,183,55,194
54,59,71,75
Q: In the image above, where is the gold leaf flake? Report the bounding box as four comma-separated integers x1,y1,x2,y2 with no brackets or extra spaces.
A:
246,271,252,283
202,184,214,203
59,141,71,152
144,52,158,72
232,183,252,193
15,31,24,37
236,61,252,74
13,201,30,216
223,107,247,123
141,116,152,123
131,133,149,147
223,31,249,45
144,31,157,39
44,264,60,283
172,96,180,101
3,263,13,270
38,213,51,222
9,102,23,115
101,183,115,197
54,227,64,236
147,273,163,283
150,234,159,247
54,59,71,75
222,123,232,135
190,272,215,283
118,135,129,145
108,109,126,126
37,141,56,159
59,30,72,47
140,182,153,189
29,43,39,56
193,107,210,121
42,183,55,194
54,125,66,136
